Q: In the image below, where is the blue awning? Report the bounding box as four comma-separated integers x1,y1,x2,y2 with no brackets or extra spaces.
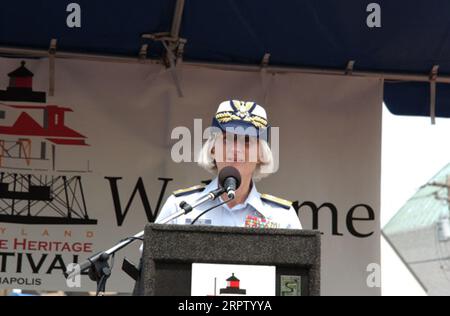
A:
1,0,450,117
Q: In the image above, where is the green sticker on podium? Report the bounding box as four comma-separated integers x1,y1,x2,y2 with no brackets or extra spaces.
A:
280,275,302,296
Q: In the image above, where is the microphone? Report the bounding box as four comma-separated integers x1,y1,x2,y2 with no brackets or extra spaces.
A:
189,167,241,225
218,166,241,199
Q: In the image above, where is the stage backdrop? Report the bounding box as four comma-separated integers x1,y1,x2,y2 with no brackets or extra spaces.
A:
0,57,382,295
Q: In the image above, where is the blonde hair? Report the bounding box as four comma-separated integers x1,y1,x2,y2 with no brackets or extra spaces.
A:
197,132,275,181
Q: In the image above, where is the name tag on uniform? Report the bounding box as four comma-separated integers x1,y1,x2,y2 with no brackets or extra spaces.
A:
185,218,212,225
245,215,280,228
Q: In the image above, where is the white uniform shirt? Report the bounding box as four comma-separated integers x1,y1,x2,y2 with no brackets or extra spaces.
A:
155,177,302,229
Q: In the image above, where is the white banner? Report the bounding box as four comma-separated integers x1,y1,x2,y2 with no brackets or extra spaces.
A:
0,58,382,295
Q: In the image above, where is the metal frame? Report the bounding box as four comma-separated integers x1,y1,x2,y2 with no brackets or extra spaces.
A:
0,172,96,225
1,45,448,84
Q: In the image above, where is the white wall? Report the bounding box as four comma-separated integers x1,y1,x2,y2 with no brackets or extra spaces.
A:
381,104,450,296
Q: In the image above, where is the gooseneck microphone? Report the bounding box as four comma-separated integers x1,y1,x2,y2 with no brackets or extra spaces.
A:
190,167,242,225
218,166,242,199
179,166,242,219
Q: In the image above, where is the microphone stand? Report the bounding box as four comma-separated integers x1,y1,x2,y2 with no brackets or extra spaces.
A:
68,187,226,296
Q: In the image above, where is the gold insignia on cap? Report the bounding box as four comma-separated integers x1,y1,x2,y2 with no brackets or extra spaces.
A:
232,100,254,116
261,193,292,210
248,115,268,128
215,112,241,123
215,100,268,129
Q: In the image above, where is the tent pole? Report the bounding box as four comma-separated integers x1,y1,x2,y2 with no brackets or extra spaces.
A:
170,0,185,41
429,65,439,125
1,45,450,84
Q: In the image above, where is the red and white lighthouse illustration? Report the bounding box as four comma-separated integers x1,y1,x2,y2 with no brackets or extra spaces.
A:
0,61,46,102
219,273,247,295
0,61,96,225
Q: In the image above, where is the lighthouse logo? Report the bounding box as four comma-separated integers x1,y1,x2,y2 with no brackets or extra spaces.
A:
191,263,276,296
0,61,46,103
0,61,96,225
219,273,246,295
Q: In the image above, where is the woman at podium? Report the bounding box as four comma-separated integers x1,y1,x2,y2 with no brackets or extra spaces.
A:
156,100,302,229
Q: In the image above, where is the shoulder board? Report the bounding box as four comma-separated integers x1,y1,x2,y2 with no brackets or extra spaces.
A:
173,185,206,197
260,193,292,210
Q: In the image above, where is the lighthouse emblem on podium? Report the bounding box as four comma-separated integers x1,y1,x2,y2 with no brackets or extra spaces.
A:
219,273,247,295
